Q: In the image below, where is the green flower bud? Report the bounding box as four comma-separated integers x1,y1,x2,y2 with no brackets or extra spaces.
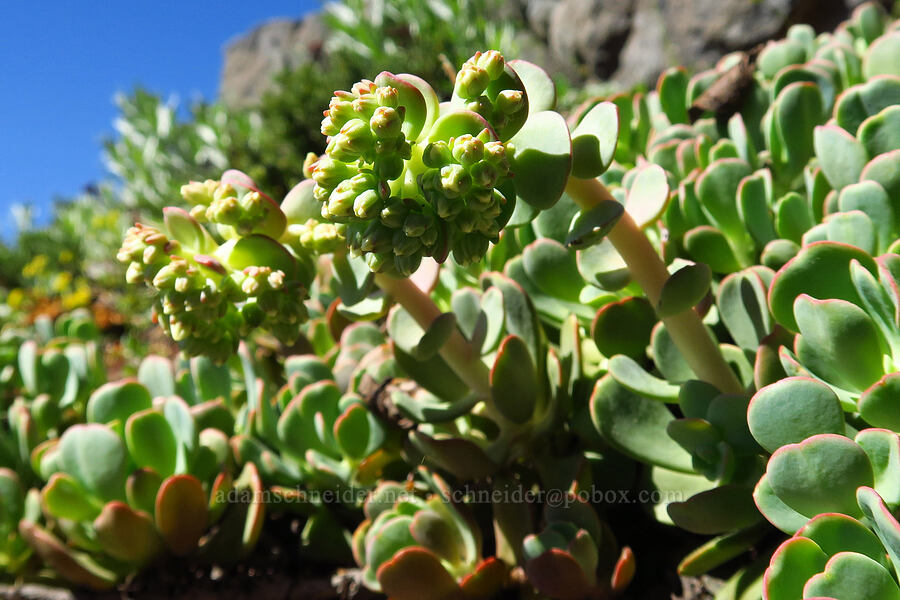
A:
365,253,387,272
153,258,193,291
469,161,498,188
240,301,266,328
328,119,374,162
312,156,355,190
180,180,218,206
348,171,379,194
351,80,376,96
496,90,525,115
393,254,422,277
476,50,505,80
125,262,144,284
376,86,399,108
467,188,494,208
423,141,453,168
440,164,472,196
321,116,340,137
302,152,319,179
380,199,409,229
435,195,463,220
358,223,393,254
451,135,484,166
455,65,490,100
403,213,431,238
483,141,509,166
392,230,422,257
207,195,242,226
370,106,402,139
327,96,356,126
354,189,382,219
453,233,489,266
189,205,207,222
327,182,357,218
353,94,380,119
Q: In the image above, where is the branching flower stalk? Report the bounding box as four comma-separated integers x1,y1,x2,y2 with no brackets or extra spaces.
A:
566,176,744,394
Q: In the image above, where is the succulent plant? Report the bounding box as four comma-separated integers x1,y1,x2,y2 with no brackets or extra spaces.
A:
0,311,105,481
87,4,900,597
21,379,263,588
118,170,315,362
352,470,505,600
762,487,900,599
230,323,402,495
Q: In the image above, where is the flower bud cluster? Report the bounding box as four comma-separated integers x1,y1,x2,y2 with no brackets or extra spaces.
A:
454,51,526,134
118,202,309,363
285,218,346,254
180,180,268,235
419,132,511,265
312,69,516,275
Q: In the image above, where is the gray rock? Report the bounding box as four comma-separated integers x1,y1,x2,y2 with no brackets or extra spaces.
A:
220,14,327,108
217,0,891,106
547,0,636,79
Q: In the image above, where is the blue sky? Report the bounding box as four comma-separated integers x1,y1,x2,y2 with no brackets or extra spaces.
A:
0,1,320,239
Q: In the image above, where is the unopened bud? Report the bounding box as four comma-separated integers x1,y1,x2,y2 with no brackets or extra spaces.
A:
477,50,505,80
370,106,402,139
455,66,490,100
440,164,472,196
394,255,422,277
302,152,319,179
421,143,450,169
496,90,525,115
403,213,431,238
469,162,498,188
453,233,489,266
326,182,357,218
354,189,382,219
181,180,218,206
376,86,399,108
451,135,484,166
312,156,355,190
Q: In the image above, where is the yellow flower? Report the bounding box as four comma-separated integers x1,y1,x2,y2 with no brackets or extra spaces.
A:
22,255,48,278
6,288,25,309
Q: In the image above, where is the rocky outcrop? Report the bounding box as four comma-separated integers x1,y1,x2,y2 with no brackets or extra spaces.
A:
220,14,327,108
219,0,888,106
524,0,884,87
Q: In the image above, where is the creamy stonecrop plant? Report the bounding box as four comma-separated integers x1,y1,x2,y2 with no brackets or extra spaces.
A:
24,3,884,597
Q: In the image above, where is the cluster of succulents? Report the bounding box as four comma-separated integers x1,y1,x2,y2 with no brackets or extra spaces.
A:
117,171,315,361
3,3,900,598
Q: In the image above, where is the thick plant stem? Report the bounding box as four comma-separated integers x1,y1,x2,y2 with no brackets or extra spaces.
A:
566,177,744,395
373,273,492,397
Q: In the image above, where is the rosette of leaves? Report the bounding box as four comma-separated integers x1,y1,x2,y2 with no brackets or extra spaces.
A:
517,471,634,600
226,324,403,562
351,469,505,600
761,488,900,599
118,170,315,362
22,379,264,589
308,50,580,276
231,322,401,495
0,311,105,481
766,243,900,422
748,381,900,532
